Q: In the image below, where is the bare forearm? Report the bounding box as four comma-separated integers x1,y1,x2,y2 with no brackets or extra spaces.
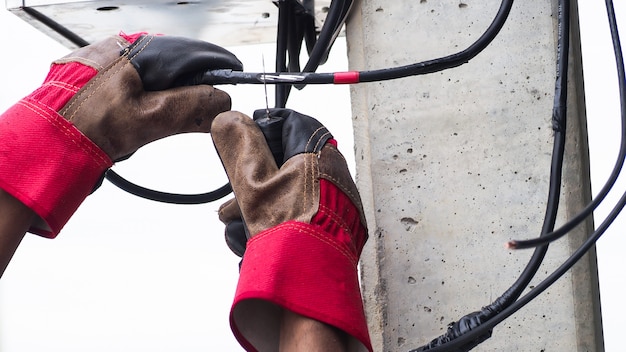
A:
279,309,348,352
0,189,35,277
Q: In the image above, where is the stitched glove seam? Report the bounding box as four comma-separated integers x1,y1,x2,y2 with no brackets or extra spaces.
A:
17,100,112,167
45,80,81,93
62,57,130,120
249,221,359,266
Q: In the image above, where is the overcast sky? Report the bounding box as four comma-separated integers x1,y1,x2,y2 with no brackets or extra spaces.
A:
0,1,625,351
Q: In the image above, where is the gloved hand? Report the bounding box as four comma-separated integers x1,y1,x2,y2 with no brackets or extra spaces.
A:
218,198,248,257
0,32,242,238
212,108,373,352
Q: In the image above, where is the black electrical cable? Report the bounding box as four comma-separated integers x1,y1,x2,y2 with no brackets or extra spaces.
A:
293,0,353,89
509,131,626,249
202,0,514,86
302,0,318,55
304,0,352,68
410,1,570,350
99,0,356,203
105,170,233,204
413,0,626,350
21,7,90,47
507,1,626,251
274,0,351,104
286,4,303,74
157,0,512,209
359,0,512,83
95,0,512,206
413,72,626,348
275,0,291,108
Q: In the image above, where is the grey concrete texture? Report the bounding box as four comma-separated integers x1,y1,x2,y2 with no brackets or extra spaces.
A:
346,0,603,351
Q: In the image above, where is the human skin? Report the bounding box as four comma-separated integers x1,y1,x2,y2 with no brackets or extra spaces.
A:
0,189,34,277
280,309,349,352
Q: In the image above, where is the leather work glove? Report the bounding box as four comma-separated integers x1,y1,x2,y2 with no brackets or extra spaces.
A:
0,32,242,238
212,108,373,352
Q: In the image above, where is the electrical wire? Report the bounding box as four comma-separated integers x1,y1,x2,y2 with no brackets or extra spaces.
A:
110,0,513,204
274,0,290,108
506,1,626,250
411,0,625,350
105,0,356,201
105,170,232,204
202,0,514,86
21,7,89,47
293,0,353,89
410,0,569,349
273,0,352,105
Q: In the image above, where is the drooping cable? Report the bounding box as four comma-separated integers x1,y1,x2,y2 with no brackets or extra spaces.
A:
109,0,513,204
409,1,570,350
410,0,626,350
273,0,352,105
293,0,353,89
411,30,625,341
202,0,513,86
21,7,89,47
105,170,233,204
507,0,626,250
274,0,290,108
102,0,356,203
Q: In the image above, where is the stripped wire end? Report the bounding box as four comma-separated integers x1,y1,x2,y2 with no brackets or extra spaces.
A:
505,241,518,250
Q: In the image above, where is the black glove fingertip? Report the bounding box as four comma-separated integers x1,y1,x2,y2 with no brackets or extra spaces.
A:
225,219,248,257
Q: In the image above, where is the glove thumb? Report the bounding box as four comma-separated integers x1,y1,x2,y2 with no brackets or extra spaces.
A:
218,197,248,257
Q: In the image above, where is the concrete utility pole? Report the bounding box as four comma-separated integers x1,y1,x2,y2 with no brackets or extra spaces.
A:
345,0,604,351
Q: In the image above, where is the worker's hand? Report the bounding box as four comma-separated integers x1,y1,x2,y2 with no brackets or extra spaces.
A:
212,109,372,351
0,32,242,237
218,198,247,257
214,108,368,256
60,32,243,161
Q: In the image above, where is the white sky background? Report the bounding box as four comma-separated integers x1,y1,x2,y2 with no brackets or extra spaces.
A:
0,1,624,351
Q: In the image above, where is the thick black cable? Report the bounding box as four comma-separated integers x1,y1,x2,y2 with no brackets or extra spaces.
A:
302,0,318,55
275,0,290,108
21,7,89,47
412,0,626,349
358,0,512,82
294,0,353,89
509,0,626,250
99,0,513,208
304,0,352,68
202,0,514,86
412,0,570,352
275,0,351,101
105,170,232,204
413,190,625,352
412,0,570,350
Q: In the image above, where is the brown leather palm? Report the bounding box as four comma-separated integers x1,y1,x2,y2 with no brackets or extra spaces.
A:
212,109,366,242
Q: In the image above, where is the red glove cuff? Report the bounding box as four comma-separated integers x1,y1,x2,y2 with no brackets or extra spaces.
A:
230,180,372,352
0,98,112,238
